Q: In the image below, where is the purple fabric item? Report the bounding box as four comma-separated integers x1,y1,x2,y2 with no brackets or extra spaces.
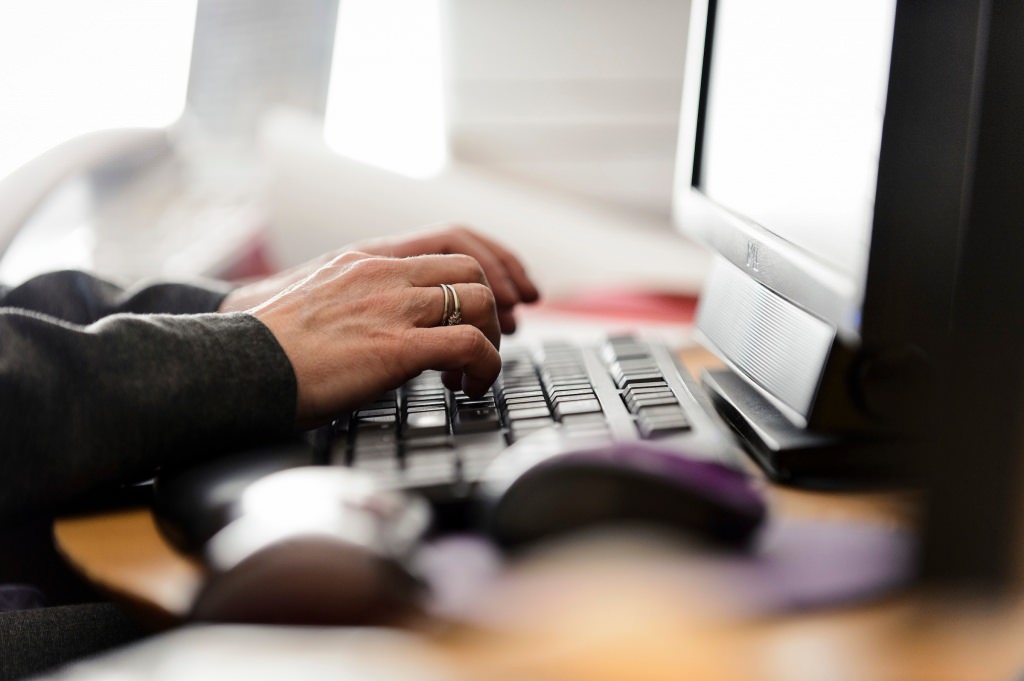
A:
419,519,912,622
414,536,505,620
706,518,913,613
0,584,46,612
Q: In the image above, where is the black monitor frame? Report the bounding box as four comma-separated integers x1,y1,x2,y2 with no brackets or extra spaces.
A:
674,0,1011,484
677,0,1024,588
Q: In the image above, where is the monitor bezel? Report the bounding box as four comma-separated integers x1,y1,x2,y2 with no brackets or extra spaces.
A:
673,0,978,430
673,0,880,341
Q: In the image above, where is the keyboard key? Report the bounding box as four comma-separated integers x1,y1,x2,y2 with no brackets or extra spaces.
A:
554,398,602,419
615,372,667,389
503,394,544,404
404,410,450,437
454,405,501,433
455,397,495,409
562,414,612,437
639,405,691,419
354,414,398,426
507,405,553,421
355,420,397,434
601,337,651,362
623,382,671,395
630,394,680,411
508,417,556,443
406,397,446,407
549,387,595,400
502,386,544,397
636,406,691,438
611,358,659,374
637,419,691,438
552,392,598,405
403,450,458,485
404,434,453,450
626,393,675,407
354,407,398,418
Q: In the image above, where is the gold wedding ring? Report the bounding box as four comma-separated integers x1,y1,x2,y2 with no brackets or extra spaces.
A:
439,284,462,326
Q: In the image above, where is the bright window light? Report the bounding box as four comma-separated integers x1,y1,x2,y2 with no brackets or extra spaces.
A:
324,0,447,179
0,0,197,183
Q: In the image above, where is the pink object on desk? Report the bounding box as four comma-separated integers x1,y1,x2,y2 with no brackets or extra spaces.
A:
532,290,697,324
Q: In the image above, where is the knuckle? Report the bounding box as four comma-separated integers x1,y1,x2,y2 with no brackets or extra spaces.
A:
450,254,486,282
465,283,496,311
348,256,396,281
455,325,489,357
329,250,369,267
448,252,476,268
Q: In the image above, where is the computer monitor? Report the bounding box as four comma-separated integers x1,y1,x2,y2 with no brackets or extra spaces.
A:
673,0,1023,486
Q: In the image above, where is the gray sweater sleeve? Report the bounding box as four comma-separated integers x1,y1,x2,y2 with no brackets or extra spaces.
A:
0,273,297,526
0,270,233,322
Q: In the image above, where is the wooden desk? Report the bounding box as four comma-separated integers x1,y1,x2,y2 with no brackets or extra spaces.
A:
55,489,1024,680
52,347,1024,680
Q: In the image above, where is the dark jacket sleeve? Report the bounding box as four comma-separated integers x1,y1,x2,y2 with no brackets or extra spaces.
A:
0,274,297,526
0,270,233,322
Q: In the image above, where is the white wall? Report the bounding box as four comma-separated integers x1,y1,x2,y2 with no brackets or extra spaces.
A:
261,0,707,297
444,0,691,218
261,111,709,298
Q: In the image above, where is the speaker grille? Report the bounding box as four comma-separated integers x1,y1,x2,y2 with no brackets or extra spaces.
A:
697,257,835,419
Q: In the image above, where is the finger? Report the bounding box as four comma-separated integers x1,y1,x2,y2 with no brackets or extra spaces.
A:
497,307,517,335
453,228,541,304
418,227,537,308
403,326,502,397
404,283,501,349
441,369,463,394
386,227,539,308
448,283,502,350
396,253,490,288
429,229,522,307
354,226,541,311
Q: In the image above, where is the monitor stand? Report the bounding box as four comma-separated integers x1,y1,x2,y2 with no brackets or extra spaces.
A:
701,369,908,488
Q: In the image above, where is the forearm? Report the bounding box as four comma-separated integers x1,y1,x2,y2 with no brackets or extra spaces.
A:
0,309,296,525
0,270,232,324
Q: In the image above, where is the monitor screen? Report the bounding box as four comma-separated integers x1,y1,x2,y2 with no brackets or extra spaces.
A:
700,0,896,290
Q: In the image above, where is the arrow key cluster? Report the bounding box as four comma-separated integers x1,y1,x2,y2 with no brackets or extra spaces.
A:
603,336,692,439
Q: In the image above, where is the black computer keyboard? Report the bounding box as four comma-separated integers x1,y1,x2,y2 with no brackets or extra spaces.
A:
330,336,702,492
154,335,739,552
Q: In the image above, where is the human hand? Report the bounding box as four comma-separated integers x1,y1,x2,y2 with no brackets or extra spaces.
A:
250,252,502,427
221,225,539,334
350,225,540,334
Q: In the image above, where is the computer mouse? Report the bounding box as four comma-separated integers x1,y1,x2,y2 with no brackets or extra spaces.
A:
483,442,767,551
190,467,431,626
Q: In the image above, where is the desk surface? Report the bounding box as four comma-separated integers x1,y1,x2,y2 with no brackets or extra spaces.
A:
52,346,1024,681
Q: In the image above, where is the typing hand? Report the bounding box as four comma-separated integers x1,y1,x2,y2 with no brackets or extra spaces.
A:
221,225,540,334
250,251,503,427
349,224,540,333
